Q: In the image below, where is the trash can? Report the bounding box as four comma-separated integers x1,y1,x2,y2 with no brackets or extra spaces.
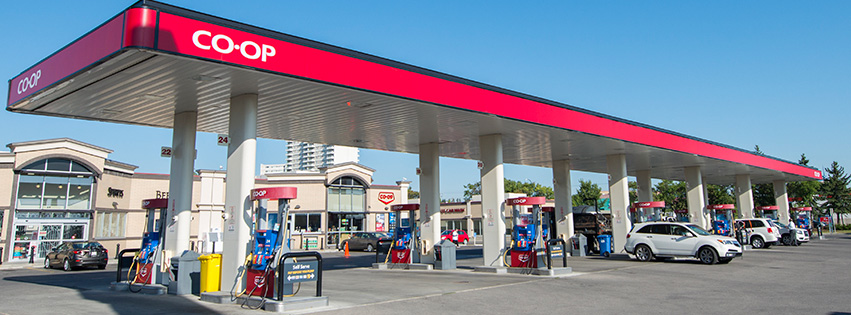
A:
198,254,222,293
597,234,612,257
433,240,456,270
169,250,201,295
569,234,587,257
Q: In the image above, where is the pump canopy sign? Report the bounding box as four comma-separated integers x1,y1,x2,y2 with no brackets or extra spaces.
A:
6,3,822,182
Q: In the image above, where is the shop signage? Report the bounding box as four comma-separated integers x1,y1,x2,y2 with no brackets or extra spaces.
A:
107,187,124,198
283,261,319,283
378,192,395,204
440,208,464,213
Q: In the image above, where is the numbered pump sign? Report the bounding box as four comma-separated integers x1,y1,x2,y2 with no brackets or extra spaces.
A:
161,146,172,157
217,134,229,146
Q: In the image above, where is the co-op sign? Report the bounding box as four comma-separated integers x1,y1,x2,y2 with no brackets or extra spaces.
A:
192,30,276,62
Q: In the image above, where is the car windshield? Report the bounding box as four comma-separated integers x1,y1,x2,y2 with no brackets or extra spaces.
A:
441,231,452,235
773,222,787,228
686,224,712,236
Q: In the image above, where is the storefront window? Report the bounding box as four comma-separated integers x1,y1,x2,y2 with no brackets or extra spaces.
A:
95,212,125,238
327,176,366,212
63,224,85,239
16,175,43,209
42,176,68,209
15,159,94,211
67,177,92,210
293,213,322,232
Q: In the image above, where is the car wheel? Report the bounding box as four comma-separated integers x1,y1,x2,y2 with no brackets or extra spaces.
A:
366,243,374,252
751,236,765,249
634,244,653,262
63,258,72,272
781,234,791,246
98,264,107,270
698,247,718,265
44,258,51,269
462,239,468,245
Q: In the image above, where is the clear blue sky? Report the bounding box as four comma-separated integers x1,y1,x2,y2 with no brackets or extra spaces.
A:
2,1,849,199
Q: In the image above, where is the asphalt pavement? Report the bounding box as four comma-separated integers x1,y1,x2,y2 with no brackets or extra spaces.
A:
1,234,850,314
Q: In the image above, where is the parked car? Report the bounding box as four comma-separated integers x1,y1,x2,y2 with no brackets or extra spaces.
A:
772,221,809,245
441,229,470,245
624,222,742,265
737,218,781,249
339,232,391,252
44,241,108,271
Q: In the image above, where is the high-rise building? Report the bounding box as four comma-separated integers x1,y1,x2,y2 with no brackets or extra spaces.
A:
262,141,359,175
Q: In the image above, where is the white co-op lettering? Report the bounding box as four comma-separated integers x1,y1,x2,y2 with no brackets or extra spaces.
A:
192,30,276,62
17,70,41,95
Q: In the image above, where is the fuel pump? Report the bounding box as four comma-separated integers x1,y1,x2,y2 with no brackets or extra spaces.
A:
541,207,557,241
673,209,690,222
505,197,546,268
134,198,168,285
244,187,297,299
632,201,665,223
792,207,813,234
708,204,735,236
388,204,419,264
756,206,779,220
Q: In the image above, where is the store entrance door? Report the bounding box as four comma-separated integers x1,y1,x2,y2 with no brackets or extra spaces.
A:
11,220,88,261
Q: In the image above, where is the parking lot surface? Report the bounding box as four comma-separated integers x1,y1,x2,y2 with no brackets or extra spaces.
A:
1,234,849,314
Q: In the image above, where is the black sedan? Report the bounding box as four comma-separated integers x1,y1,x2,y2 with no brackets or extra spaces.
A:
44,241,108,271
339,232,391,252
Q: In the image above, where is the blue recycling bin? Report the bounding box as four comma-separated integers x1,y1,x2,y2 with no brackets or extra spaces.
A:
597,234,612,257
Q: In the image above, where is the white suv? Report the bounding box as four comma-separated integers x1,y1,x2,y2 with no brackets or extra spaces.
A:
625,222,743,265
772,221,809,245
737,218,781,249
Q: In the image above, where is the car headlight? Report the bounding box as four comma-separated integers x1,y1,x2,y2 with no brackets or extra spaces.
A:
717,239,737,245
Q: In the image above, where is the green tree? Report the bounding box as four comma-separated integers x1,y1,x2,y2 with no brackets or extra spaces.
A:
818,161,851,225
706,184,735,205
628,181,638,204
654,180,687,211
462,179,554,201
572,179,602,208
787,154,820,209
752,145,775,207
407,187,420,200
462,182,481,201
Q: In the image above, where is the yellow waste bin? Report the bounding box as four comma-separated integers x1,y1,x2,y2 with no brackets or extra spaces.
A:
198,254,222,293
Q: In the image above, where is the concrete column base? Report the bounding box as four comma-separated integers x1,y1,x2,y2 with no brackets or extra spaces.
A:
109,281,167,295
371,263,433,270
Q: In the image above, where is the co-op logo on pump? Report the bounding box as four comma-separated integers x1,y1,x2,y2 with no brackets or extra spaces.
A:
16,70,42,95
192,30,276,62
252,189,268,199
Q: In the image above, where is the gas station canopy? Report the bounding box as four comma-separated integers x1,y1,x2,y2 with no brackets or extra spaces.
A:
6,1,820,184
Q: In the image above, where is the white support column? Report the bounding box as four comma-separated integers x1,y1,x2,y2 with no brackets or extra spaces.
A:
418,143,441,264
774,180,790,223
736,174,755,218
685,166,708,229
165,111,197,257
636,170,652,202
701,177,712,225
552,160,574,239
480,134,506,266
221,94,258,291
607,154,630,251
